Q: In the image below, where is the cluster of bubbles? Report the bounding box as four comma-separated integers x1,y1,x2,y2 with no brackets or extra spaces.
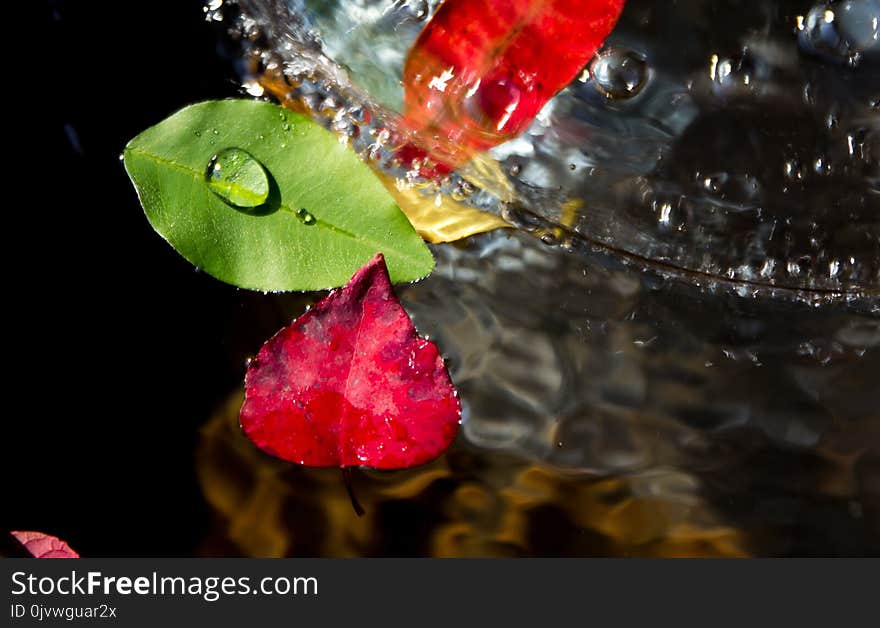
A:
798,0,880,67
226,0,878,301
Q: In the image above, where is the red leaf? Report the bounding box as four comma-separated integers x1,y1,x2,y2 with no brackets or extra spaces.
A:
240,253,461,469
402,0,627,166
11,531,79,558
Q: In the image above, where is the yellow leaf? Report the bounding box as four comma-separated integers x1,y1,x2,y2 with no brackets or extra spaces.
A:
376,171,510,243
457,152,517,203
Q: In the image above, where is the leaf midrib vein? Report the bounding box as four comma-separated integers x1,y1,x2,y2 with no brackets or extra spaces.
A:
126,146,427,265
338,298,368,464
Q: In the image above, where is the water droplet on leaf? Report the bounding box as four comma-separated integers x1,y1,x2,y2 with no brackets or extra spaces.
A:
205,147,270,208
296,208,316,225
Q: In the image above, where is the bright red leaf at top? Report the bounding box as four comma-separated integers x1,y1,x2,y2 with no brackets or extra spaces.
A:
11,531,79,558
402,0,627,167
240,253,460,469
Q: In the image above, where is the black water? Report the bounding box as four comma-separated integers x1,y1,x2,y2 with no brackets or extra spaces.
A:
4,1,242,556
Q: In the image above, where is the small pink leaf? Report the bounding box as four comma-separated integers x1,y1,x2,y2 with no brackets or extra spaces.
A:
11,531,79,558
240,253,461,469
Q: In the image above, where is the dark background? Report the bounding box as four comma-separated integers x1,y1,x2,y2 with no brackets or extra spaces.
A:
3,1,245,555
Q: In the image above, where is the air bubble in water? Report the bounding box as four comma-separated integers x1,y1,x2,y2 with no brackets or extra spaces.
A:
203,0,224,22
589,49,649,99
798,1,879,66
205,147,270,208
405,0,430,21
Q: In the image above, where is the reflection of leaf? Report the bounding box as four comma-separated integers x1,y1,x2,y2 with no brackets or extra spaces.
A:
199,391,423,557
241,254,461,468
200,394,748,557
11,531,79,558
557,199,584,230
123,100,433,291
376,172,510,243
490,467,749,558
198,393,293,557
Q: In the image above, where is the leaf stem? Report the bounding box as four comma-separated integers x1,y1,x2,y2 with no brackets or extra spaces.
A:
341,467,365,517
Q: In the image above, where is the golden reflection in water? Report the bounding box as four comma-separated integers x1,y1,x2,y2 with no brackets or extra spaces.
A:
197,392,749,557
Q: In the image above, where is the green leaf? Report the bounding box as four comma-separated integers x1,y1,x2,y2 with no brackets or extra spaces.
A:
123,99,434,291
